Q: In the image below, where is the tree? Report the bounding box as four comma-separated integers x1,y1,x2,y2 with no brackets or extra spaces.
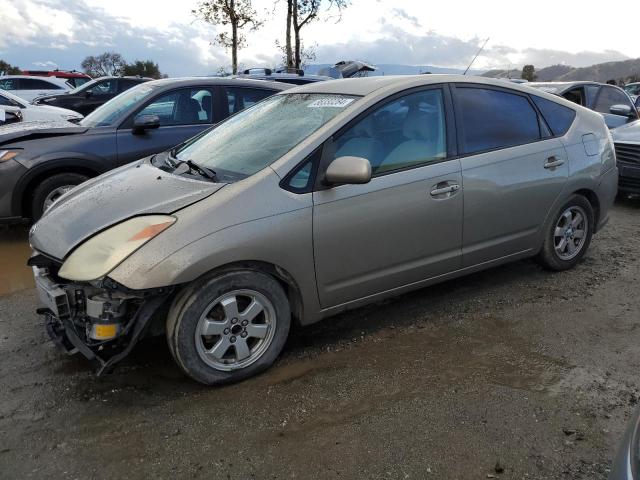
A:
521,64,537,82
193,0,262,75
286,0,348,70
275,39,316,69
81,52,125,77
122,60,164,79
0,60,21,75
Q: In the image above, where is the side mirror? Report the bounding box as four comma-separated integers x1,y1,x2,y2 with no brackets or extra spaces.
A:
610,104,634,117
85,90,92,98
324,156,372,185
132,114,160,134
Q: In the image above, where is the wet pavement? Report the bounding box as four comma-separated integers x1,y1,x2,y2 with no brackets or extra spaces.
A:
1,198,640,479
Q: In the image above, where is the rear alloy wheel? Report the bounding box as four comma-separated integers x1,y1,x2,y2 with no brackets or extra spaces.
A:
167,270,291,385
537,194,594,271
31,172,89,220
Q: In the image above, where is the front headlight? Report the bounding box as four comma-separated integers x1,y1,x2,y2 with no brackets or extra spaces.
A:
59,215,176,281
0,149,21,162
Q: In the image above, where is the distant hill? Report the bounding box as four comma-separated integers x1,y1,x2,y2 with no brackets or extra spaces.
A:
481,59,640,83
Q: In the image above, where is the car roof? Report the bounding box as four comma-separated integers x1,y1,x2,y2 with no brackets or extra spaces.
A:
0,75,70,84
281,74,559,97
143,76,293,91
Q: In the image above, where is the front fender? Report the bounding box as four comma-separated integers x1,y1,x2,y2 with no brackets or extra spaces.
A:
11,155,107,217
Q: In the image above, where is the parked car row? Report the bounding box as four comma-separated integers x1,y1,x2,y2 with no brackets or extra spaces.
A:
0,77,290,221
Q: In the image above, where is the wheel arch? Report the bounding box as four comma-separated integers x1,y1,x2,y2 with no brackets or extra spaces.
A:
572,188,601,231
188,260,305,327
12,158,105,219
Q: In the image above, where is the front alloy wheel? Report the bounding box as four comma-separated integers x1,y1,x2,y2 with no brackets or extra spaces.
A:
195,290,277,371
167,270,291,385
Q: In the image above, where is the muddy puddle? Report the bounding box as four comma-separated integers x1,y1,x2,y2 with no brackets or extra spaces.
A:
0,227,33,296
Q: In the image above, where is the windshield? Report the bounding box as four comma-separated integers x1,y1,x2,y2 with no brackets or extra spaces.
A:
174,93,357,178
80,83,157,127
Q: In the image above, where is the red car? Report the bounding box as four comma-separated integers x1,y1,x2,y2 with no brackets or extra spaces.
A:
21,69,91,88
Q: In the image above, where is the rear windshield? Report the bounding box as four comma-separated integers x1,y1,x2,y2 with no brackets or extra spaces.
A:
174,93,358,178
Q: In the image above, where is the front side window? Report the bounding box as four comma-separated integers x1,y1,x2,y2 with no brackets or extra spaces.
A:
175,93,356,178
136,88,215,126
80,83,157,127
456,87,540,154
594,86,634,114
226,87,274,114
333,89,447,174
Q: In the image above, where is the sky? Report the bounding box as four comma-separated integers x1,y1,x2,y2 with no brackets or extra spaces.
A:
0,0,636,76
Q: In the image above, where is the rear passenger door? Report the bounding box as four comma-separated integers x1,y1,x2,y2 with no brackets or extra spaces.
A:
116,87,220,164
452,85,570,267
313,87,463,308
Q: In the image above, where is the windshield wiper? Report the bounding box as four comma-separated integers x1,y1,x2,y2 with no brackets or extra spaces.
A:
175,159,217,181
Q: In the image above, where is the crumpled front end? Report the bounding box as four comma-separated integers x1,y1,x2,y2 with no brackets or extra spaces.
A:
30,252,172,374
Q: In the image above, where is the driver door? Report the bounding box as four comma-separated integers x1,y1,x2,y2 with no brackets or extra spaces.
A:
312,87,463,308
116,87,220,165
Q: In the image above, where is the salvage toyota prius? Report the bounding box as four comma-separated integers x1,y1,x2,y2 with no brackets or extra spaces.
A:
29,75,618,385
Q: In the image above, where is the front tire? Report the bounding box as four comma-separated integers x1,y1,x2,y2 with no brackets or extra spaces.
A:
166,270,291,385
31,172,89,220
536,194,594,271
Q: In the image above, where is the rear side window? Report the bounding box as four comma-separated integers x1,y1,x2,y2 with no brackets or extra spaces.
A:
531,95,576,136
456,87,540,154
20,78,62,90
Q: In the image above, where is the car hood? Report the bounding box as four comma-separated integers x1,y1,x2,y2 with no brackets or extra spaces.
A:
32,104,83,117
0,120,87,146
611,119,640,143
29,159,225,260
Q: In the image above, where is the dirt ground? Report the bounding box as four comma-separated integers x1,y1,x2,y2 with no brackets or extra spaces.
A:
1,197,639,479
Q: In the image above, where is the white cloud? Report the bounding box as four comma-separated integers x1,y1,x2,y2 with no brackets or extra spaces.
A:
0,0,635,75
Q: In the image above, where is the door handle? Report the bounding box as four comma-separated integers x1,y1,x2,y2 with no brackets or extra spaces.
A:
544,156,565,169
430,183,460,197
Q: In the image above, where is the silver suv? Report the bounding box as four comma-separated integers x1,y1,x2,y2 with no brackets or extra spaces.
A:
29,75,618,384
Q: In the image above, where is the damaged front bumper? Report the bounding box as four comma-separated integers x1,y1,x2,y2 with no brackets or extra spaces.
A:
31,255,172,375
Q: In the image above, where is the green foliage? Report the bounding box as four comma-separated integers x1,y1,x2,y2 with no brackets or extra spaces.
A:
81,52,126,77
521,64,537,82
0,60,21,75
122,60,164,79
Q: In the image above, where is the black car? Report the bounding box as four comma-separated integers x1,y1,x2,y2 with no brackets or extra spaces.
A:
32,76,152,116
0,77,291,221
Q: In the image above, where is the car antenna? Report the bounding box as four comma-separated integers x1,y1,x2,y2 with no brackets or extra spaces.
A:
463,37,490,75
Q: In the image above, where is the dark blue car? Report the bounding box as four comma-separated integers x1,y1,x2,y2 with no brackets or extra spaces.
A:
0,77,291,221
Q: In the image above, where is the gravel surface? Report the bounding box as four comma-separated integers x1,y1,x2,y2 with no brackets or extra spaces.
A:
0,197,639,479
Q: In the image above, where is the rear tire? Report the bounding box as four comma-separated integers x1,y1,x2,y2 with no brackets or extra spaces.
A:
31,172,88,220
536,194,594,271
166,270,291,385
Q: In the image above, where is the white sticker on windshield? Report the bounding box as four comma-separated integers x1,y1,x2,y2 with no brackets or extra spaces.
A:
308,98,354,108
